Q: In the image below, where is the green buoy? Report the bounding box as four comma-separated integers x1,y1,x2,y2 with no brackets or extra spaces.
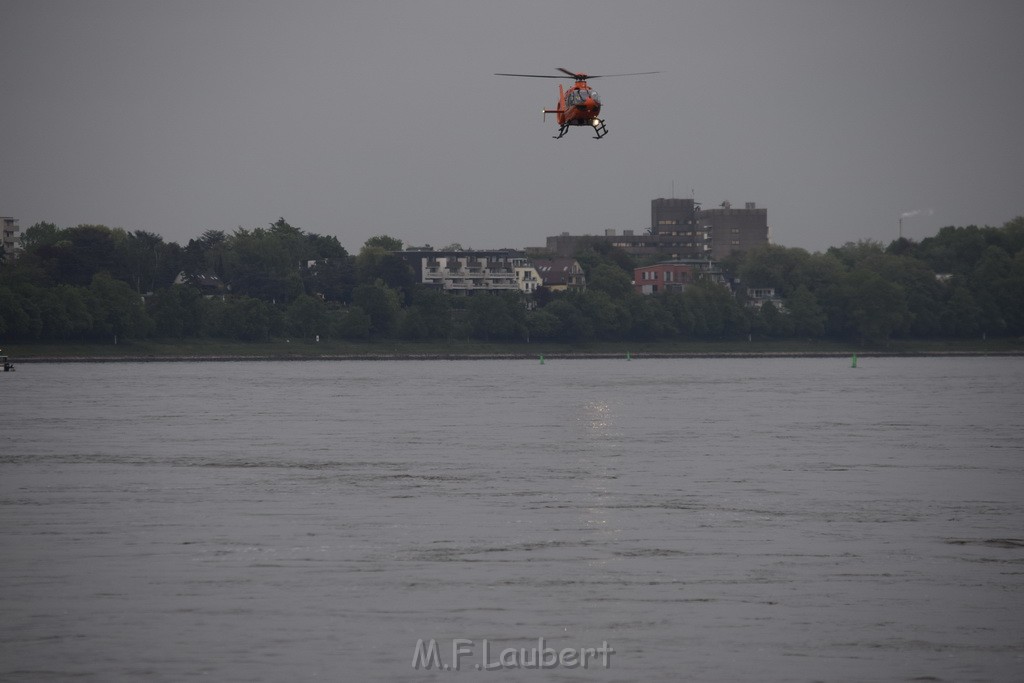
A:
540,355,545,365
851,354,857,368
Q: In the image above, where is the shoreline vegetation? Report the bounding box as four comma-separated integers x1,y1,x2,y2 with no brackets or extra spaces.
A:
7,337,1022,362
3,219,1023,355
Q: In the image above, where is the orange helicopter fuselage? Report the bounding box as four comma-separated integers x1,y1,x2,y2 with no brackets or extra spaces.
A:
545,80,602,128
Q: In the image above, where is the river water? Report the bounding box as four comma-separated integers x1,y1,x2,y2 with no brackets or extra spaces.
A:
1,357,1022,682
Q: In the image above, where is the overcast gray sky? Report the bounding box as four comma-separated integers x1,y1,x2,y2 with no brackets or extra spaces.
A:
3,0,1022,254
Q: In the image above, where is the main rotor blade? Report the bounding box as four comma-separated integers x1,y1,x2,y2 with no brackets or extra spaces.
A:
494,72,570,79
586,71,661,79
495,70,661,80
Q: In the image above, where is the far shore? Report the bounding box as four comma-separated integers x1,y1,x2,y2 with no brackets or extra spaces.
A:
4,337,1022,362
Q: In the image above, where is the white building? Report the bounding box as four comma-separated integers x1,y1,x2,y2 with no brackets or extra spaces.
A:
400,249,526,294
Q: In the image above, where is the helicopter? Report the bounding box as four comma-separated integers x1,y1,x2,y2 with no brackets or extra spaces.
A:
495,67,659,139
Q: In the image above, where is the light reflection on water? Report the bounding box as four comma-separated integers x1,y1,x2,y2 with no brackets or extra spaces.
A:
1,357,1023,682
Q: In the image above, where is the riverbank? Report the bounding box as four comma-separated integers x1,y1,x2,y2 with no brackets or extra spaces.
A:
5,337,1022,362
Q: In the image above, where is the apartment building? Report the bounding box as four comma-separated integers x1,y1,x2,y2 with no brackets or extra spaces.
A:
1,216,21,258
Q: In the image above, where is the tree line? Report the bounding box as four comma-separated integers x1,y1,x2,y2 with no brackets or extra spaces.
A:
1,216,1022,345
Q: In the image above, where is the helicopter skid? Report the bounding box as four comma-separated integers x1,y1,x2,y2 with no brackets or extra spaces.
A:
552,119,608,139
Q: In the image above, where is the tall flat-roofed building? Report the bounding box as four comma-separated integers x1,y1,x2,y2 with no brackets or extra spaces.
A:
543,197,767,261
698,201,769,260
545,197,709,260
1,216,21,259
650,198,698,235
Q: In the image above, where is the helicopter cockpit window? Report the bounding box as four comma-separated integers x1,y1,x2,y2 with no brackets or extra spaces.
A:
567,89,599,105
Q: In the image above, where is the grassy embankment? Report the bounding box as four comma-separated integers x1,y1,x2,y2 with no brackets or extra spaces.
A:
4,336,1022,361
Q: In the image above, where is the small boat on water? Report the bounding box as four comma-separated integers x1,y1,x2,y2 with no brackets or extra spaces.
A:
1,354,13,372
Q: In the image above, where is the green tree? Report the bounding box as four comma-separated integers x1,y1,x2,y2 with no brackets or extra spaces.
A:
0,286,33,338
999,251,1024,334
627,294,676,340
785,285,826,337
1001,216,1024,255
972,245,1013,288
525,307,560,342
306,234,348,260
330,306,372,340
759,300,794,337
115,229,165,293
183,229,228,277
215,296,273,341
287,294,326,339
376,254,417,302
576,290,631,339
87,272,153,340
402,288,452,340
18,221,62,252
150,284,206,338
225,225,305,302
352,283,401,336
679,280,746,338
149,286,186,338
305,256,357,302
826,240,886,269
844,270,910,343
543,298,594,342
41,285,93,339
397,307,431,340
739,244,812,296
836,251,944,338
573,241,635,276
32,225,122,287
364,235,404,252
465,292,526,341
798,252,847,293
916,225,989,274
356,235,406,286
941,285,981,337
659,291,694,337
587,264,634,299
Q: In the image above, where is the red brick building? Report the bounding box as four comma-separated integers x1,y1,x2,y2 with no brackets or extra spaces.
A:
633,259,726,295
